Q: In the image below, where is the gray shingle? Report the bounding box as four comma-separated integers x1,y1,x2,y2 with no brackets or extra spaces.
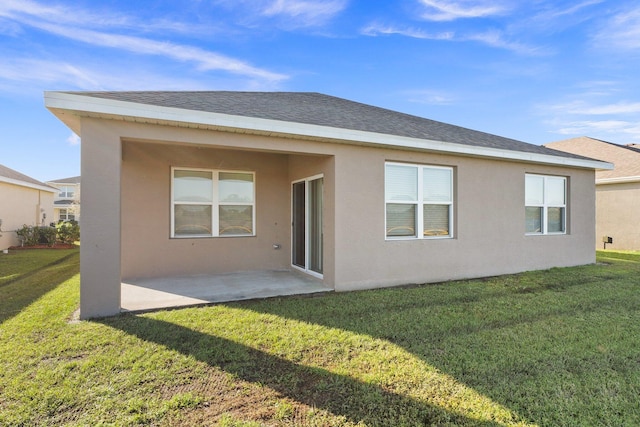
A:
64,91,587,159
48,176,81,184
0,164,53,189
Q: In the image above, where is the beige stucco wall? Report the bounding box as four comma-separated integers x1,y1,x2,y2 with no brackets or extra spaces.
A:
596,182,640,250
121,144,336,285
332,148,595,291
50,182,81,223
78,117,596,318
0,182,54,250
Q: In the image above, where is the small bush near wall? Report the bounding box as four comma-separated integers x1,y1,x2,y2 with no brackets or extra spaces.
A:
56,221,80,245
15,225,58,247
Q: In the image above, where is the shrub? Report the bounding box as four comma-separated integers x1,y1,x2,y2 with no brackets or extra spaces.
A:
56,221,80,245
15,225,57,247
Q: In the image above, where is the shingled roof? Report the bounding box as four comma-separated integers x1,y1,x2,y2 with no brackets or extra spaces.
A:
545,136,640,182
0,164,56,192
62,91,590,158
48,176,81,184
46,91,614,170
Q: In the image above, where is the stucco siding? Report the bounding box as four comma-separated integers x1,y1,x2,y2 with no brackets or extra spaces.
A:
596,182,640,250
0,182,54,250
77,118,596,318
121,142,294,279
330,146,596,291
117,124,337,283
79,119,122,318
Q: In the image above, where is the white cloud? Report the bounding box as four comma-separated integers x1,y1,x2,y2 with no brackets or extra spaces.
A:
571,102,640,115
542,94,640,142
67,133,80,146
548,100,640,116
593,6,640,50
362,23,542,55
405,89,458,105
0,58,100,88
417,0,509,21
262,0,347,25
0,0,287,84
29,20,286,82
465,30,545,55
543,0,603,19
555,120,633,135
214,0,346,28
551,119,640,142
0,57,278,94
361,23,453,40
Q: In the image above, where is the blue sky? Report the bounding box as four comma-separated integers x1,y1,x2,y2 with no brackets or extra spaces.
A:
1,0,639,182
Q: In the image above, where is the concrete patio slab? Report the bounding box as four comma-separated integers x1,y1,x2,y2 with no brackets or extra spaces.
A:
121,269,332,312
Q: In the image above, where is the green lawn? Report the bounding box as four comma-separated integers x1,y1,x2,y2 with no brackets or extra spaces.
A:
1,249,639,426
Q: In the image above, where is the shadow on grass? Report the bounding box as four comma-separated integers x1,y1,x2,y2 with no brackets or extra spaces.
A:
0,250,79,324
101,315,505,426
235,260,640,426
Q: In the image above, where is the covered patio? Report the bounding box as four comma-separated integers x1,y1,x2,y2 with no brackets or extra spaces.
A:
121,269,333,312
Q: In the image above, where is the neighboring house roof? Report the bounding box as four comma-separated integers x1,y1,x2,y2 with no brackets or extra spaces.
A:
48,176,81,184
0,163,57,192
545,136,640,184
44,91,611,170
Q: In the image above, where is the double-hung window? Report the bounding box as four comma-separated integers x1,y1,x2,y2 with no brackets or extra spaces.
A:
525,174,566,235
58,186,74,198
385,162,453,239
59,208,75,222
171,167,255,238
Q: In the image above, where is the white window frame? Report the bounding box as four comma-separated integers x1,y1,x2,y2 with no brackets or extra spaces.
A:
58,185,74,198
525,173,567,236
171,167,256,238
59,208,75,222
385,162,454,240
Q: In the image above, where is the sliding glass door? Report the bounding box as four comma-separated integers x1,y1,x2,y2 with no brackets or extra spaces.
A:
292,176,323,276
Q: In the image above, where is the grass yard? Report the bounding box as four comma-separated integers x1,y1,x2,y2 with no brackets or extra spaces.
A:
1,249,639,426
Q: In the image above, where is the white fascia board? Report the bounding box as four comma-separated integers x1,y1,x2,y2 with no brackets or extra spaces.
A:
0,176,57,193
596,176,640,185
44,91,613,170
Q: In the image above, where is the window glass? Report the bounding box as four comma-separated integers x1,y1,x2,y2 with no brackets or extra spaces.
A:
386,203,416,237
385,164,418,201
219,172,254,203
423,204,449,236
525,175,544,205
174,205,212,235
173,170,213,203
525,207,542,233
385,163,454,239
219,206,253,235
547,207,565,233
525,174,567,235
546,177,565,205
423,168,452,202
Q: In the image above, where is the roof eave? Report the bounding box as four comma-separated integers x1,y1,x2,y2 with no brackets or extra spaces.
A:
596,176,640,185
0,176,57,193
44,91,612,170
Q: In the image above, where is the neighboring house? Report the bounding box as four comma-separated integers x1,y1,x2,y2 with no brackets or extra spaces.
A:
545,136,640,250
46,176,81,223
45,91,611,319
0,164,56,250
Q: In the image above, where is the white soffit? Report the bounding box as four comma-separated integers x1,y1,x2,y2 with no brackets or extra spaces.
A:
44,91,613,170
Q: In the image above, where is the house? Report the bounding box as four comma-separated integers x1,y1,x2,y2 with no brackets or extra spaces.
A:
46,176,81,223
545,136,640,250
0,164,56,250
44,91,611,319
